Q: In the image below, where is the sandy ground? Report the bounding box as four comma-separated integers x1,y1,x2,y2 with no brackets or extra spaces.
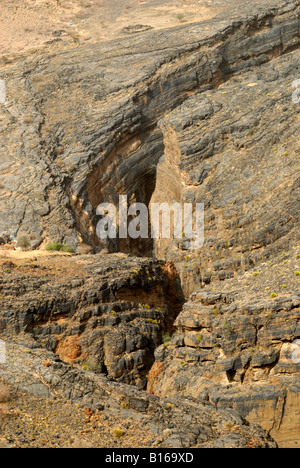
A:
0,247,70,260
0,0,225,63
0,380,161,448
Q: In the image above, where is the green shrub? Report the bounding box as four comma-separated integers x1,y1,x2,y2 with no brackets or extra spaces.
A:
146,318,158,324
83,357,102,372
120,402,130,410
223,320,235,336
112,429,126,438
45,242,74,253
61,244,75,253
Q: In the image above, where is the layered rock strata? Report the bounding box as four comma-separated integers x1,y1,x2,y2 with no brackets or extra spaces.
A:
0,0,299,257
0,254,183,389
148,288,300,447
0,339,277,448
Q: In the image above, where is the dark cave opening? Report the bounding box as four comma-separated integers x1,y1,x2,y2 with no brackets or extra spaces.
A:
79,128,164,258
226,370,237,383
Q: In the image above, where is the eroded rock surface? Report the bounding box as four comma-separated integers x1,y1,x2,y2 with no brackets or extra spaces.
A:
0,254,183,388
0,0,299,254
0,340,277,448
149,288,300,447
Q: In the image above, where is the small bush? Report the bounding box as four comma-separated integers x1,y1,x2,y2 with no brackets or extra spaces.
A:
223,320,235,336
270,293,278,298
112,429,126,438
162,333,172,344
176,13,187,23
45,242,74,253
146,318,158,324
295,271,300,276
83,357,102,373
17,234,31,251
120,402,130,410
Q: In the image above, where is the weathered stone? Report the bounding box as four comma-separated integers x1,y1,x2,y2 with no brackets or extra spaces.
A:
149,290,300,447
0,254,183,388
0,340,277,449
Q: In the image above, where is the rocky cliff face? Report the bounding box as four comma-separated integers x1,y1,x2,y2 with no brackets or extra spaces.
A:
0,252,278,448
148,288,300,447
153,49,300,295
0,0,299,449
0,0,299,253
0,254,184,389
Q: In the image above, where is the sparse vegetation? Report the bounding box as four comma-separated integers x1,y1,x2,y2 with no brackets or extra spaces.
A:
223,320,235,336
120,402,130,410
82,357,102,373
146,318,158,324
175,13,187,23
112,429,126,438
162,332,172,344
1,55,11,64
45,242,74,253
16,234,31,251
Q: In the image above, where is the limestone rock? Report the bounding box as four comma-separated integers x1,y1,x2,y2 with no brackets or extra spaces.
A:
0,254,183,389
148,289,300,447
